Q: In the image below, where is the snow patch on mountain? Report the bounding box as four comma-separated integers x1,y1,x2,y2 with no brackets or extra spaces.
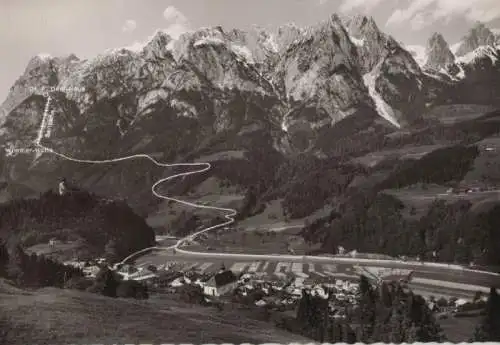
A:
405,45,427,67
123,42,145,53
116,119,126,136
281,112,290,133
344,25,364,47
456,45,498,65
137,89,171,115
286,63,320,101
362,71,400,128
166,40,176,51
108,29,173,55
170,98,198,118
450,42,461,55
350,35,365,47
193,37,225,47
456,65,465,79
265,34,279,53
104,44,143,56
36,53,53,61
231,44,255,64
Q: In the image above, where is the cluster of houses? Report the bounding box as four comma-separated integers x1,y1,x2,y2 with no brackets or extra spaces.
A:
446,181,497,194
63,258,107,278
62,256,486,321
102,261,363,319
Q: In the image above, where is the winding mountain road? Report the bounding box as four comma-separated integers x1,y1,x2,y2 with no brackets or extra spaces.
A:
34,96,500,296
35,96,238,262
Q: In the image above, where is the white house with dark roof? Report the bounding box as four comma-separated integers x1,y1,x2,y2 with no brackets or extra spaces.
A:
203,270,238,297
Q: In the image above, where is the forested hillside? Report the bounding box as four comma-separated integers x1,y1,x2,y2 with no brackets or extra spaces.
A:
303,192,500,267
0,240,83,288
0,190,155,261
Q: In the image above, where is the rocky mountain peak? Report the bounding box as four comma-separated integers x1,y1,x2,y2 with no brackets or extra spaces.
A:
24,54,54,74
428,32,448,46
455,22,496,57
274,23,306,50
3,16,500,170
344,14,391,73
344,15,379,36
424,32,455,70
148,30,172,45
327,13,344,27
142,30,175,60
192,26,225,40
314,13,350,39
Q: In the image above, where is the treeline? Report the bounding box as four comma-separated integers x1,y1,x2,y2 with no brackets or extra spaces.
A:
0,240,83,288
301,108,500,161
304,193,500,267
317,109,500,163
211,148,284,190
0,190,155,262
353,276,445,343
70,266,149,300
289,289,356,343
272,157,366,219
0,240,150,300
258,112,499,221
372,109,500,151
377,145,479,190
405,109,500,146
236,143,478,221
156,109,499,235
277,276,445,343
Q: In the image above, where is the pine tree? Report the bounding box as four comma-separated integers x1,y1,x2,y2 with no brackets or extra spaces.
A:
328,321,343,343
23,253,39,286
93,267,119,297
342,323,357,344
380,281,392,307
104,238,118,263
388,308,405,344
296,289,310,326
405,322,419,343
473,287,500,341
6,244,25,285
358,275,377,341
408,294,446,342
359,274,371,295
0,241,9,277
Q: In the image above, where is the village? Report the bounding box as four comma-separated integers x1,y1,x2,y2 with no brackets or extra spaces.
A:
62,255,488,323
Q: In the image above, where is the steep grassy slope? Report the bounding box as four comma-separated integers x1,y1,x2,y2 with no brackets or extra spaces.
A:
0,283,311,344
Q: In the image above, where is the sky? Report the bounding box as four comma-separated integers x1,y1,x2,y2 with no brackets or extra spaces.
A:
1,0,500,103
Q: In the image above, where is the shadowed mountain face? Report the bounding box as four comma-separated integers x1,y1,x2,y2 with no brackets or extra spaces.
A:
425,33,455,71
455,22,496,57
1,15,500,224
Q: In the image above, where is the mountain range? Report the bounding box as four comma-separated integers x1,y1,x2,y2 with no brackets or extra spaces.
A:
1,14,500,241
406,22,500,73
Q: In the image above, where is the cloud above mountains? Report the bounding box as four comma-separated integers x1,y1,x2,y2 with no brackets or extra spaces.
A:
162,6,191,39
386,0,500,30
121,19,137,33
337,0,389,13
324,0,500,31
